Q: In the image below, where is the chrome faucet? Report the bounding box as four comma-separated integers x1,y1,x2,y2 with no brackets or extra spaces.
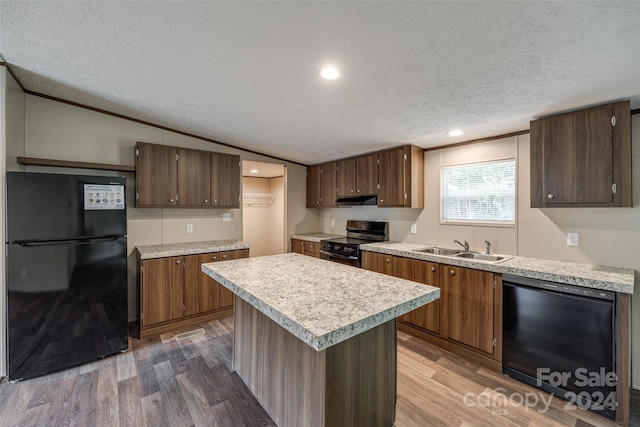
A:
453,240,469,252
484,240,491,255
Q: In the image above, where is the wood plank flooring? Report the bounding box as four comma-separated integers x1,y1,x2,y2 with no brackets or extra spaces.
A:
0,316,628,426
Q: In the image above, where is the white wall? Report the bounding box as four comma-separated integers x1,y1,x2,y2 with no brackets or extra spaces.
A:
320,119,640,387
9,93,319,324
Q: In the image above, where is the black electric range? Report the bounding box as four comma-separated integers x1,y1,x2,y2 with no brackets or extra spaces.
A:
320,220,388,267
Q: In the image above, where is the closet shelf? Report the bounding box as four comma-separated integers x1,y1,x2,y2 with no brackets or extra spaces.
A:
243,193,276,207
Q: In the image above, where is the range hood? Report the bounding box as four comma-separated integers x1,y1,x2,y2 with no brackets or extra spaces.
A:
335,195,378,206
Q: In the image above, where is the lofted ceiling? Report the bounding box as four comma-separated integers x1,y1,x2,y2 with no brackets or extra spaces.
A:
1,1,639,165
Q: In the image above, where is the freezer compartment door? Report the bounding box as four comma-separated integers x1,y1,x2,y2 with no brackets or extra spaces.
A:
7,237,128,381
6,172,127,242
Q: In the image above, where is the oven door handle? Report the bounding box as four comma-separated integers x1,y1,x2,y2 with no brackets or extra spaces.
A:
319,250,358,261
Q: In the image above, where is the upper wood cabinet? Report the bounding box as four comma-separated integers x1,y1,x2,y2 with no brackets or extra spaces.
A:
306,162,337,208
135,142,178,207
336,154,378,198
135,142,241,208
211,153,241,208
530,100,631,208
177,148,211,206
309,145,423,209
321,162,337,207
378,145,424,208
306,165,322,208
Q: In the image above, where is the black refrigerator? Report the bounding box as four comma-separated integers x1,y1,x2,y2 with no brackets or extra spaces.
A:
6,172,128,381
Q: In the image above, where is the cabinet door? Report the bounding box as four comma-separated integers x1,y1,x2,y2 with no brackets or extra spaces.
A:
211,153,241,208
304,241,320,258
135,143,178,207
392,256,414,323
377,147,406,207
216,249,249,308
184,253,218,316
306,165,322,208
321,162,337,207
541,105,613,204
291,238,306,254
404,260,440,334
141,257,184,326
441,266,494,354
356,153,378,196
336,158,356,198
178,149,211,206
361,251,393,275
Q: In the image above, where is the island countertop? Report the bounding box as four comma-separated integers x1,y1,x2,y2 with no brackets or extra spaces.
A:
202,253,440,351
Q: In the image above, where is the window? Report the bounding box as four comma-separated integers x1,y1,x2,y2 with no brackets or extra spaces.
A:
441,159,516,225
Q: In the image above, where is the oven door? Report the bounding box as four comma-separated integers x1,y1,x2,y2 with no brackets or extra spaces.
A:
319,250,360,267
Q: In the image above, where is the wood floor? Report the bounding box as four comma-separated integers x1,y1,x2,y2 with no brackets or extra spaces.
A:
0,316,628,427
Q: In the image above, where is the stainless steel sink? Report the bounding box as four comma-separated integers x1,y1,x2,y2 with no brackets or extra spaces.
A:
455,252,511,262
413,247,461,256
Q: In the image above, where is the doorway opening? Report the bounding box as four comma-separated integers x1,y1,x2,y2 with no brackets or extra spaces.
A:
242,161,286,257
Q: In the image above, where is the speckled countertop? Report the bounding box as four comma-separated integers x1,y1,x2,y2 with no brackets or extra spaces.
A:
137,240,250,259
202,253,440,351
290,232,343,242
361,242,635,294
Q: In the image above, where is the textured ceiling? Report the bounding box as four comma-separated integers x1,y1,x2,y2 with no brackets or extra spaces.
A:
1,2,639,165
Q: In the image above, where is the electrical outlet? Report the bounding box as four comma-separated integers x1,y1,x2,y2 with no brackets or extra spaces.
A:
567,232,579,247
410,224,417,234
223,213,231,222
330,219,336,228
186,224,193,234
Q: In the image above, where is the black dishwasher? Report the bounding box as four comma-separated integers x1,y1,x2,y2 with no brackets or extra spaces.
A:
502,274,616,419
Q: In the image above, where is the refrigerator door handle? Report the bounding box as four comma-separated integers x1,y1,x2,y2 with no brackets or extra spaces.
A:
16,236,123,247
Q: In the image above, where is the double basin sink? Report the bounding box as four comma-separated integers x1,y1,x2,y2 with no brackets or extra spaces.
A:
413,247,511,263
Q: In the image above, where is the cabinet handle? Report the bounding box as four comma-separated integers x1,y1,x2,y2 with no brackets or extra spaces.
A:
385,258,390,263
547,194,554,200
170,198,174,203
357,189,360,193
431,267,436,272
351,189,354,193
222,254,227,259
450,269,455,276
176,260,181,265
214,199,218,203
212,256,217,260
204,199,208,203
380,199,384,203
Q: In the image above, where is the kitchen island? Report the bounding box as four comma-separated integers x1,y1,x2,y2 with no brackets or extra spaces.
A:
202,253,440,427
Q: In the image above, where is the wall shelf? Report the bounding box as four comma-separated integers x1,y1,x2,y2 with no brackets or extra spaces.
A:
17,156,136,173
243,192,276,207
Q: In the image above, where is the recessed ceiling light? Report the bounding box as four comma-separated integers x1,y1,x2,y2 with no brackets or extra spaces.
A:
250,169,259,174
447,129,464,137
321,67,340,80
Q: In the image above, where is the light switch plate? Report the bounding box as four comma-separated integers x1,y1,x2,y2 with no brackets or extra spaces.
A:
567,232,579,247
186,224,193,233
410,224,417,234
223,213,231,222
330,219,336,228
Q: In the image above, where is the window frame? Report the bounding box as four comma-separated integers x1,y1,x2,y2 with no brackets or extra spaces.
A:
439,158,517,227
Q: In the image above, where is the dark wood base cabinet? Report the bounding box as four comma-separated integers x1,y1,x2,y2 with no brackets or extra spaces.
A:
362,251,502,371
137,249,249,338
